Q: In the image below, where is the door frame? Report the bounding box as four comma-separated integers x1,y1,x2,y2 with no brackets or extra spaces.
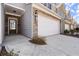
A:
8,17,18,35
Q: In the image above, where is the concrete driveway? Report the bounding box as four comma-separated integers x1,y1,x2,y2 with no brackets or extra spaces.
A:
2,35,79,56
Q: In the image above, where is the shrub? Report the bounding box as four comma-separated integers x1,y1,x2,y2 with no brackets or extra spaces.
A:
70,29,74,35
0,46,19,56
73,29,76,32
75,28,79,32
64,29,69,34
29,36,46,45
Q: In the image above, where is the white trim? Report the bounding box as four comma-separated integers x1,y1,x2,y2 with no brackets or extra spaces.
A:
5,12,21,17
4,3,25,12
33,4,61,20
56,4,62,8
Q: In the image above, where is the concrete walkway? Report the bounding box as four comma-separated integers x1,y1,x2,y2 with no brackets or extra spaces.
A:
2,35,79,56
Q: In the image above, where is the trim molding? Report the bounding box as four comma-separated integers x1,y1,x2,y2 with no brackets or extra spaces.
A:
4,3,25,12
5,12,21,17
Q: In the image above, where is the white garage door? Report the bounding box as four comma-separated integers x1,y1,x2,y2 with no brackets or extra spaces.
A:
65,24,70,30
38,12,60,36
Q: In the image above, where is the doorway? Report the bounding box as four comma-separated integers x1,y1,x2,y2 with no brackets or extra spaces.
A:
8,17,18,35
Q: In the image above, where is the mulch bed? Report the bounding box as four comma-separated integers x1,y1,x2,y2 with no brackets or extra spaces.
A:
29,37,47,45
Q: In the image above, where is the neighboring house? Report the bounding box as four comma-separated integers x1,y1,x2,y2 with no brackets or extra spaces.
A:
77,24,79,28
70,18,76,30
64,20,71,30
64,10,72,31
74,21,77,29
64,10,77,31
56,4,76,32
55,3,66,33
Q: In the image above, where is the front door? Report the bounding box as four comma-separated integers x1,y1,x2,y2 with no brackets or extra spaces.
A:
8,17,18,35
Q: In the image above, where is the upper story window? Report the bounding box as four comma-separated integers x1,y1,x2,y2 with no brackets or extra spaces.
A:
41,3,52,9
47,3,52,9
42,3,47,6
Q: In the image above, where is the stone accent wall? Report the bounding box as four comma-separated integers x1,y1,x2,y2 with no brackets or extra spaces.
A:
33,10,38,37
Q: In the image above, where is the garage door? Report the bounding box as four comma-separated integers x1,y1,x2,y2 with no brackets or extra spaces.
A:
65,24,70,30
38,12,60,36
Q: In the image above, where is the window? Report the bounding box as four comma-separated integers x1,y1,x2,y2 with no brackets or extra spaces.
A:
41,3,52,9
42,3,47,6
47,3,52,9
10,19,16,30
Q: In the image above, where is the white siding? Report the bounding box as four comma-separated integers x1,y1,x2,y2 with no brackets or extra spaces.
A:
21,4,32,38
65,24,70,30
38,12,60,36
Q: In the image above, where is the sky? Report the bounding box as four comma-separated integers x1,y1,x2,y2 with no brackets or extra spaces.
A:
65,3,79,24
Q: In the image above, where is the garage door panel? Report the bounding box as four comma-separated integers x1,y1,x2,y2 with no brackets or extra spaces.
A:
38,12,60,36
